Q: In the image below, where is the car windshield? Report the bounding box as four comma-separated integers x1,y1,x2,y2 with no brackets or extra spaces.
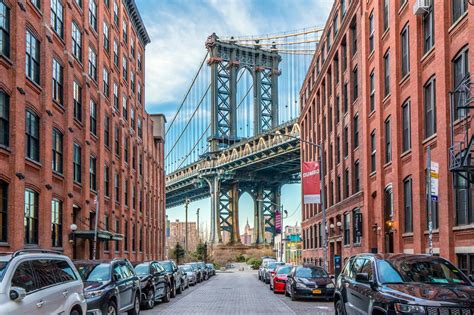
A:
277,266,292,275
377,258,469,285
77,263,111,282
182,265,193,272
161,262,173,272
296,267,327,278
134,263,149,276
0,261,8,281
268,262,284,270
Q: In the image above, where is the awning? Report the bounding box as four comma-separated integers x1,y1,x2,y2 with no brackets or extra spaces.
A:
73,230,123,241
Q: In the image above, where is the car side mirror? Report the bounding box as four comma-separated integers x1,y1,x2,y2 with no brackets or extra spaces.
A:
9,287,26,302
355,273,370,283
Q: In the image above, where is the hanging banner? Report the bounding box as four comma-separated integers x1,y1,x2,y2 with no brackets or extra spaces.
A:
302,161,321,204
430,161,439,201
275,210,282,234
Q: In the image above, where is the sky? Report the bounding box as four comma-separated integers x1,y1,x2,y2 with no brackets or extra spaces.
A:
135,0,333,234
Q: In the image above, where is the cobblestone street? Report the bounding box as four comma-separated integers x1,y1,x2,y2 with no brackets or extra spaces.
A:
143,269,335,315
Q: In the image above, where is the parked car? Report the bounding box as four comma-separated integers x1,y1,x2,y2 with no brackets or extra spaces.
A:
133,261,171,309
178,266,190,290
0,249,86,315
285,265,334,301
74,258,141,315
159,260,183,297
334,253,474,315
180,264,197,286
264,261,285,284
186,262,203,283
270,264,293,293
206,263,216,276
258,258,276,281
197,262,209,280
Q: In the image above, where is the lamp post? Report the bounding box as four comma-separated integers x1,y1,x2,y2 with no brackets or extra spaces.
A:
256,198,288,261
185,198,190,254
269,132,328,272
70,223,77,259
196,208,200,242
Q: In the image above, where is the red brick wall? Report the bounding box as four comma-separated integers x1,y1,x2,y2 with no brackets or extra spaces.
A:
0,0,165,261
299,0,474,272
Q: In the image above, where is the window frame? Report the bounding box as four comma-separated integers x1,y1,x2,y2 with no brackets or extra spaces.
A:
52,128,63,174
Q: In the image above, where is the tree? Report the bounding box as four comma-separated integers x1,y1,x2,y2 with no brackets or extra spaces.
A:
194,242,206,261
173,242,185,264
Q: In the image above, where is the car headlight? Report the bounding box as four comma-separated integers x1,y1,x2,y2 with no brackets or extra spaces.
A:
84,289,105,299
394,303,425,313
326,283,335,289
296,282,307,289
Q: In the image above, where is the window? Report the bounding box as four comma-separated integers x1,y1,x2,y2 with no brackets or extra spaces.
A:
104,165,110,197
103,21,110,52
384,186,394,224
88,47,97,81
453,47,469,120
123,96,128,120
344,213,350,245
457,254,474,278
90,156,97,191
24,189,38,244
455,172,474,225
333,13,338,36
138,84,142,104
353,115,359,148
122,56,128,81
341,0,346,16
89,0,97,31
402,100,411,152
385,118,391,163
0,1,10,57
384,51,390,96
370,70,375,112
401,25,409,77
352,66,358,101
25,109,39,161
424,77,436,138
0,91,9,147
350,19,357,55
344,168,350,198
342,41,347,71
335,95,340,123
383,0,389,31
124,136,129,164
113,0,119,25
122,19,128,43
343,126,349,157
52,59,63,105
74,0,82,8
103,68,109,97
452,0,468,24
138,118,142,139
89,99,97,135
336,135,341,164
12,262,36,292
51,0,64,38
336,175,341,203
403,177,413,233
52,128,63,173
370,130,376,173
343,82,348,113
131,40,135,58
368,11,374,53
132,145,137,169
104,115,110,147
353,160,360,193
114,219,120,251
26,30,40,84
73,82,83,124
113,82,119,111
138,52,142,71
114,126,120,156
124,179,129,207
73,143,81,183
51,198,62,247
113,39,119,67
353,209,362,244
114,172,120,202
131,107,135,130
71,22,82,61
131,72,135,92
0,180,7,242
423,5,434,53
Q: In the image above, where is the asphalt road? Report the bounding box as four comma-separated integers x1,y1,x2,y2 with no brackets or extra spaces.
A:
142,266,335,315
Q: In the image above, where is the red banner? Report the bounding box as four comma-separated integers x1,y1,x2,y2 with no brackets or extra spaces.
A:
302,161,321,204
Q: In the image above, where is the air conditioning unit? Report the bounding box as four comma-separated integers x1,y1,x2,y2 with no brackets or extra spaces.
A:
413,0,431,15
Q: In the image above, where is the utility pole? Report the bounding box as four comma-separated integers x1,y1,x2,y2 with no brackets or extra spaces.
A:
427,146,433,255
196,208,200,242
185,198,190,253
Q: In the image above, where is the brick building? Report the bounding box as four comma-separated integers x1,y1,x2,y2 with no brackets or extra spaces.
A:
0,0,166,261
300,0,473,275
167,220,198,253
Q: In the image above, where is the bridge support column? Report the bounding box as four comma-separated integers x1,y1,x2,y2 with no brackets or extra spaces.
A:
207,175,220,244
253,184,281,245
217,183,240,244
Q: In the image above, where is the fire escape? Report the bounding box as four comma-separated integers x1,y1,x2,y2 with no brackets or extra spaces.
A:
449,73,474,184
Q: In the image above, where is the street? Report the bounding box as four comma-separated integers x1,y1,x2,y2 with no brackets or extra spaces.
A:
143,266,334,315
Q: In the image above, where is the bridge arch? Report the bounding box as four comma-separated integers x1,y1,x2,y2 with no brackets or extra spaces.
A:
236,67,255,139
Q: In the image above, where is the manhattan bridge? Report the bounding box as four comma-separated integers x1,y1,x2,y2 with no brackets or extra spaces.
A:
165,27,322,245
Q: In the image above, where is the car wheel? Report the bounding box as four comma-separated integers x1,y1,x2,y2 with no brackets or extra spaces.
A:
335,299,346,315
170,283,177,298
177,282,183,294
290,287,297,301
269,283,272,290
127,294,140,315
273,286,278,294
106,300,118,315
162,285,171,303
70,308,81,315
144,288,155,310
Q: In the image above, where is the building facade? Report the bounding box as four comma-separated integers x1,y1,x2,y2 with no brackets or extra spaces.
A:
0,0,166,261
240,218,254,245
300,0,474,275
167,220,198,253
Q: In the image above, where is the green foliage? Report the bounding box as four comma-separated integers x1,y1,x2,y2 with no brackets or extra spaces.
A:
247,258,262,270
173,242,186,265
235,254,246,262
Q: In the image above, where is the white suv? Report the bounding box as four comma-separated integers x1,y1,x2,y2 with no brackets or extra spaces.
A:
0,249,87,315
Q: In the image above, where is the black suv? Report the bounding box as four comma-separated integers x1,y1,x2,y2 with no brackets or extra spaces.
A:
74,259,141,315
133,261,171,310
334,253,474,315
158,260,183,297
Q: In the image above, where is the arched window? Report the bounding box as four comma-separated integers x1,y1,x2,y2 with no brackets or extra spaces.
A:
384,186,394,226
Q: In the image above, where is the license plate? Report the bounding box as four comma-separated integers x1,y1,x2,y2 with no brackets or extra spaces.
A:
312,289,321,294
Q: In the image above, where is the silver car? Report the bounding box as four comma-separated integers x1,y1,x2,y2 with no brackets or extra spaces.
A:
180,264,197,286
0,249,86,315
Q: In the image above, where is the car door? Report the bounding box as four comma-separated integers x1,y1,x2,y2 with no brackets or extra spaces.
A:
345,258,367,315
172,262,181,288
4,260,38,314
30,258,66,314
120,263,135,308
286,267,296,294
153,263,166,297
50,259,82,312
113,262,128,310
353,258,375,314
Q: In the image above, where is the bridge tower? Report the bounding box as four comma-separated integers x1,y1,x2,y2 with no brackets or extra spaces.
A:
204,33,282,245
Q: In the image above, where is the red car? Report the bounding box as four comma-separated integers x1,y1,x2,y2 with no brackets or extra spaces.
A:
270,264,293,293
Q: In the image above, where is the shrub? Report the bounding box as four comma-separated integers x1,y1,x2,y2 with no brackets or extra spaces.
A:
236,254,246,262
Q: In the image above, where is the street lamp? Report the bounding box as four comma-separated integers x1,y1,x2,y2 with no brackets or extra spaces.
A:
256,198,288,262
70,224,78,259
268,131,329,272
